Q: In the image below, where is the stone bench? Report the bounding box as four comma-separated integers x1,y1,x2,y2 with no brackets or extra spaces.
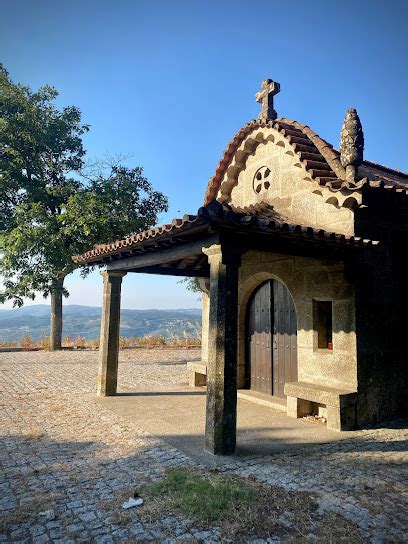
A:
284,381,358,431
187,361,207,387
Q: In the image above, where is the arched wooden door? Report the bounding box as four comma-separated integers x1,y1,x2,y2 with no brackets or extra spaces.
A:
247,279,297,398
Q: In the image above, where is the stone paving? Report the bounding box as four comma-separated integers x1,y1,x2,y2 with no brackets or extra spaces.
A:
0,349,407,543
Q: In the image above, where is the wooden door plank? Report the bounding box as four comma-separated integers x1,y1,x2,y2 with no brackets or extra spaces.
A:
262,281,267,394
267,280,273,395
249,297,255,390
272,280,298,398
272,281,278,397
290,295,298,382
283,286,291,398
248,280,272,395
254,286,260,392
280,282,286,398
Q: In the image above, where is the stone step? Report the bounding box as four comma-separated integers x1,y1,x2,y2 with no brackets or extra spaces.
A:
237,390,287,413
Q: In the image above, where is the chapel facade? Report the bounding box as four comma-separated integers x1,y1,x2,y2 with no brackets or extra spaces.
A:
75,80,408,455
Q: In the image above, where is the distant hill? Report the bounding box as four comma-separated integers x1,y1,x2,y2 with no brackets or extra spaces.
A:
0,305,202,341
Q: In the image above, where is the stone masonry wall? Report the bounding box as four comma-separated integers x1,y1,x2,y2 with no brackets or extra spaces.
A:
236,251,357,393
352,189,408,425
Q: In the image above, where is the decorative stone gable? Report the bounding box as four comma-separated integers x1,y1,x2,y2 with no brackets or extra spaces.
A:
215,124,359,235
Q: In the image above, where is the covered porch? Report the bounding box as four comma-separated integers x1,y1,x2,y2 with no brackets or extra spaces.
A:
97,377,358,464
74,200,376,455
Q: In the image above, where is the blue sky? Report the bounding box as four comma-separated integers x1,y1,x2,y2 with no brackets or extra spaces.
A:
1,0,407,309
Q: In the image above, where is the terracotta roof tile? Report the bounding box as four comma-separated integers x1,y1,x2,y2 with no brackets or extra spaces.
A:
74,200,379,265
73,214,207,264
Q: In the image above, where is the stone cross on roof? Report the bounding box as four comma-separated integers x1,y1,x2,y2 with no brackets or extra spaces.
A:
256,79,280,120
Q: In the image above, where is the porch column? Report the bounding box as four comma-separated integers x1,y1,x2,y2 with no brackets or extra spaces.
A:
198,278,210,364
97,271,127,396
202,244,241,455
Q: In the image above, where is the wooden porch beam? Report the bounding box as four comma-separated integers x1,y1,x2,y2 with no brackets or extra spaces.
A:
106,234,219,272
126,265,210,278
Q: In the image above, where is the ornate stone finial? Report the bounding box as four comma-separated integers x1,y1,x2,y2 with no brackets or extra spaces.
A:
256,79,280,120
340,108,364,182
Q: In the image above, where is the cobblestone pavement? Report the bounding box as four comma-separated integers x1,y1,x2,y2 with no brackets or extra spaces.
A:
0,350,407,543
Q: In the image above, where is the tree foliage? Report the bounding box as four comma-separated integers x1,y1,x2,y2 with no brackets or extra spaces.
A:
178,277,202,294
0,65,168,307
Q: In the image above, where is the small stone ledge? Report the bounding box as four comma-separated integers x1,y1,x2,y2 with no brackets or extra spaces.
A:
284,381,358,431
237,390,287,413
187,361,207,387
284,381,357,407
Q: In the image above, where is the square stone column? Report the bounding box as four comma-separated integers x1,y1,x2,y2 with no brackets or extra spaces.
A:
198,278,210,364
202,244,241,455
97,271,127,397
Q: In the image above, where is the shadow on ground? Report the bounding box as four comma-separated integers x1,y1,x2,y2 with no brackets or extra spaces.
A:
100,387,408,465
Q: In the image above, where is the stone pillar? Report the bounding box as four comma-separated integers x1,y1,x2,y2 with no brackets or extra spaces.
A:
198,278,210,364
97,271,127,397
327,401,357,431
202,244,241,455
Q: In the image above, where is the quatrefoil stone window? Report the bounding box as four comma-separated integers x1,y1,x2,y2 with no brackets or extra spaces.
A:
253,166,271,194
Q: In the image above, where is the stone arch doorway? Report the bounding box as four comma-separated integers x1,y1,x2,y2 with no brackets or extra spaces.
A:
246,279,297,398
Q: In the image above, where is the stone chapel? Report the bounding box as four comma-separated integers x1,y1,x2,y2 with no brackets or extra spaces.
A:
74,80,408,455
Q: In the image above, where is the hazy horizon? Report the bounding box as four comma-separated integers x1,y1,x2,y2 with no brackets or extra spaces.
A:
0,303,201,311
0,305,202,341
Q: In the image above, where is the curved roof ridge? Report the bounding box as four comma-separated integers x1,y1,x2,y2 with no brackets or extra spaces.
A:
203,117,408,205
362,158,408,179
278,118,346,180
203,118,271,205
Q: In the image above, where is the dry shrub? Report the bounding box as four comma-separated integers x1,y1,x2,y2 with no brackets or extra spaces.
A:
74,335,86,348
0,340,18,348
63,335,74,347
129,336,139,347
19,335,36,349
39,335,50,350
0,332,201,351
167,336,201,349
136,335,167,349
119,336,132,348
166,328,201,349
88,338,99,349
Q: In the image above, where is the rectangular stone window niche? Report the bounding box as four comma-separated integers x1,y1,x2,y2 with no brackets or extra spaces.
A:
313,300,333,350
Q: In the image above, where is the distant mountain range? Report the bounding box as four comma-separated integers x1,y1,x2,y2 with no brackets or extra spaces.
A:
0,304,202,341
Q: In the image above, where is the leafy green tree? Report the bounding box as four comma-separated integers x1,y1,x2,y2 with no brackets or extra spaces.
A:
0,65,168,350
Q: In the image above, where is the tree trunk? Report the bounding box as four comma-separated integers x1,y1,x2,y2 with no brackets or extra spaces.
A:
50,281,63,351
